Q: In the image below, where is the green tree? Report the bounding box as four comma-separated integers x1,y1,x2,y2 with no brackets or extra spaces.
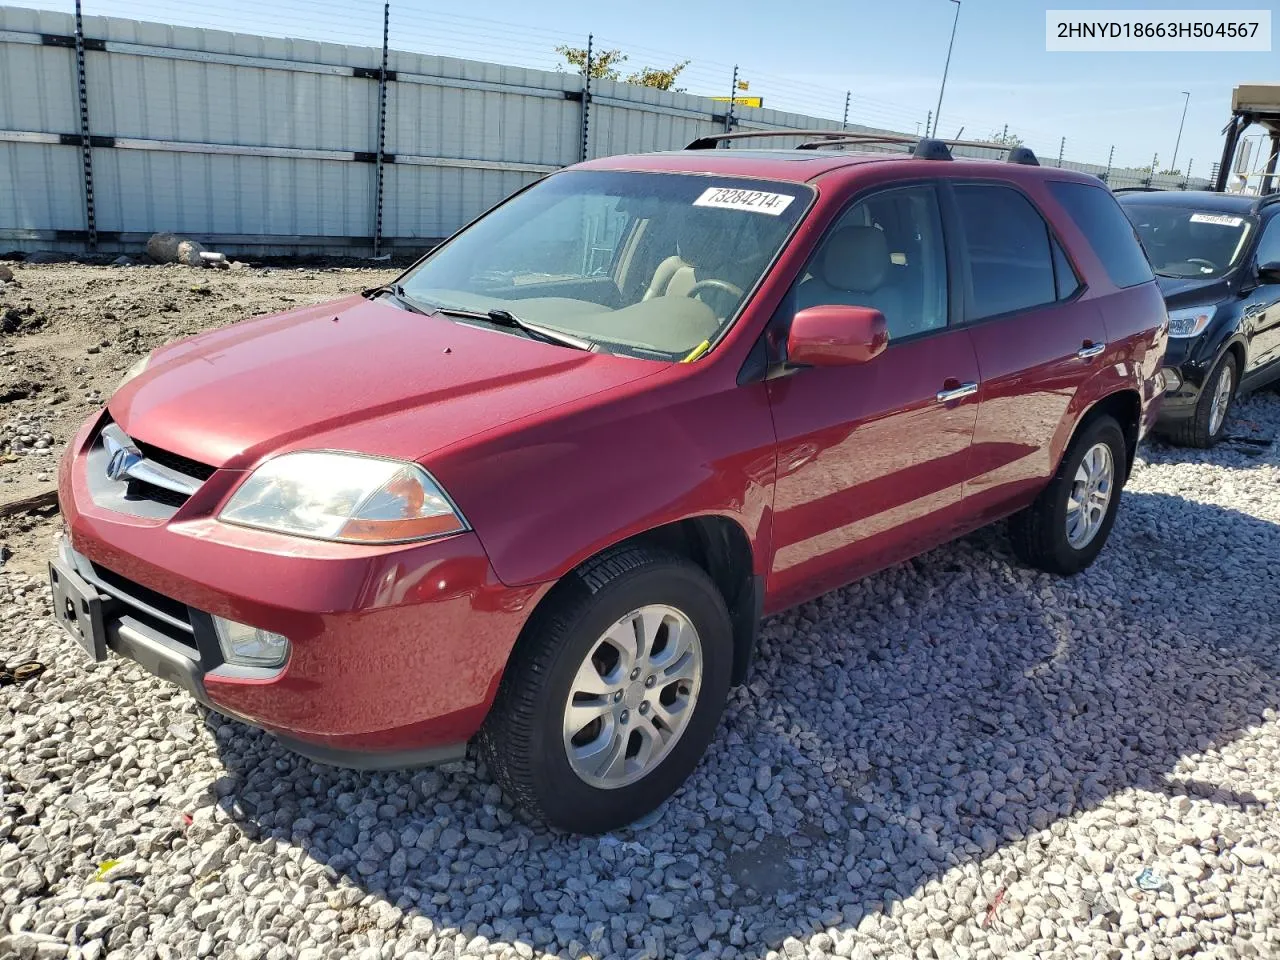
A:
556,46,690,91
555,45,628,80
625,61,690,92
988,128,1024,148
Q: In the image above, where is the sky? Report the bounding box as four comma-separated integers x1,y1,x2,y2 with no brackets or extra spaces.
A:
62,0,1278,174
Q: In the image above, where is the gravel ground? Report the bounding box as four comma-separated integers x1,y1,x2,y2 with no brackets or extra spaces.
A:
3,264,1280,960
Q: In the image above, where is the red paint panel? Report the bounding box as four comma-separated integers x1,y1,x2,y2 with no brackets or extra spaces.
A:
963,298,1109,522
765,328,981,611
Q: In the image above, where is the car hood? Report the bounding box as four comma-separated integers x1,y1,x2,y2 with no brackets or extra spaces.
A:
1155,274,1231,310
109,295,659,469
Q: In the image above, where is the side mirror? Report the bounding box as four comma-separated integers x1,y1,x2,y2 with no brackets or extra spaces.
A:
786,305,889,368
1258,260,1280,283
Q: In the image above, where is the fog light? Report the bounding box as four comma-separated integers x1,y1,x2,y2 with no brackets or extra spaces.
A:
1160,368,1183,393
213,617,289,667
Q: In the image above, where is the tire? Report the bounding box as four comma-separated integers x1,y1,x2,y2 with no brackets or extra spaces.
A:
478,546,733,834
1009,414,1127,576
1164,351,1237,448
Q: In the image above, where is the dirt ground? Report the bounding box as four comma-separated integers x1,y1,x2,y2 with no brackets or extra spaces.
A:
0,261,399,576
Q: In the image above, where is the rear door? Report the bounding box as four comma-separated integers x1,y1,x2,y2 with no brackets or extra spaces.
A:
766,183,981,609
947,181,1108,523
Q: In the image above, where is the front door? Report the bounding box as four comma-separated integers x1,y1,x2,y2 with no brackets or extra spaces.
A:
766,183,981,611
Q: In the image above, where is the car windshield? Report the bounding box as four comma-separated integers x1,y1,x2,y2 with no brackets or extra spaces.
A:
1121,203,1254,279
398,170,812,360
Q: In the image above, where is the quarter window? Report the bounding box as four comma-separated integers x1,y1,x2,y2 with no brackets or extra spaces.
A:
793,184,948,341
953,184,1058,320
1049,180,1155,288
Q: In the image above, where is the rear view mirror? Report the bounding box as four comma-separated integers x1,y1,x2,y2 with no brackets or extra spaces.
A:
1258,260,1280,283
787,305,889,368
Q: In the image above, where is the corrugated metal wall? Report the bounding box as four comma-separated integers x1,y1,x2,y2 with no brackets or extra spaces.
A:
0,6,1213,256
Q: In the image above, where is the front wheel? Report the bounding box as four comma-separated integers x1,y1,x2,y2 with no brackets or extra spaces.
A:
1165,351,1237,448
478,546,733,833
1009,414,1127,576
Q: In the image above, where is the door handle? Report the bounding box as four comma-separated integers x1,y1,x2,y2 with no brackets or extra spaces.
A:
1077,341,1106,359
935,381,979,403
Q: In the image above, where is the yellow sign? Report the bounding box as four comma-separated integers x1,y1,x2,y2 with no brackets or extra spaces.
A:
710,96,763,108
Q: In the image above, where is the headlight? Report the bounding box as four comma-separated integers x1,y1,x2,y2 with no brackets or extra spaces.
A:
219,451,468,544
1166,306,1215,339
116,354,151,391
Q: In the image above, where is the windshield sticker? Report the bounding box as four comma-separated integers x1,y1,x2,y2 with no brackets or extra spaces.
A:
693,187,795,216
1190,213,1244,227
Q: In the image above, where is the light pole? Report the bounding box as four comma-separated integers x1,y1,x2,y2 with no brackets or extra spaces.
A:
1170,91,1190,174
932,0,961,137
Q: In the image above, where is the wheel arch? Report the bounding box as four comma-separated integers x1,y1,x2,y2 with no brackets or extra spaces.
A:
500,515,761,691
1075,388,1142,481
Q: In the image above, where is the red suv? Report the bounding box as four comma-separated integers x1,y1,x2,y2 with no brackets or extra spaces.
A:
49,132,1167,833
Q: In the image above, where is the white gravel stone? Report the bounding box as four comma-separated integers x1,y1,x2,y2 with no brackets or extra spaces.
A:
4,377,1280,958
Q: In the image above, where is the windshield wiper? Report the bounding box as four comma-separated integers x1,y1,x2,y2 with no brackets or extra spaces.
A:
435,306,595,351
362,282,434,316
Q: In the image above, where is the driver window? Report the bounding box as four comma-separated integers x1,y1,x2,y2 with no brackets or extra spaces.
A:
794,185,948,340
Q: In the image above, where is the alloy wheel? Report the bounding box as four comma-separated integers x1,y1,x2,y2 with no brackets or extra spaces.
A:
562,604,702,789
1065,441,1114,549
1209,363,1234,436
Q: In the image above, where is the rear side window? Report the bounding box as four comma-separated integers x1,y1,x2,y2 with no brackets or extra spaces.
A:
1048,181,1155,288
953,184,1057,320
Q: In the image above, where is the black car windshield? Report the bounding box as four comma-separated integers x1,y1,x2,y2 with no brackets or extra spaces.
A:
398,170,812,360
1121,203,1254,279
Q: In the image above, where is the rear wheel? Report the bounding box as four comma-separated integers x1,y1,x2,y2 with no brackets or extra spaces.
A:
1165,351,1237,448
479,546,732,833
1009,414,1127,576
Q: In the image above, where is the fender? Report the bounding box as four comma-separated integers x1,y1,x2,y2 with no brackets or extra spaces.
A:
428,369,778,590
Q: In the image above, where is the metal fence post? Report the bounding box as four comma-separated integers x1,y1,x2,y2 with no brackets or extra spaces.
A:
1102,145,1114,183
925,111,932,138
73,0,97,251
1182,159,1193,190
372,1,390,258
724,65,738,136
842,91,850,130
580,34,592,162
1057,137,1065,167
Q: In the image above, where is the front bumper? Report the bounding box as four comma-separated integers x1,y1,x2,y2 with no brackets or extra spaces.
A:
1155,337,1215,423
54,414,549,766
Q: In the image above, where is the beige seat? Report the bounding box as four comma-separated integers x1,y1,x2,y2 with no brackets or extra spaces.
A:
642,255,699,300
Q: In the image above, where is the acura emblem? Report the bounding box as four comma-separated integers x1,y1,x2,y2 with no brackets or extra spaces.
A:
101,425,143,483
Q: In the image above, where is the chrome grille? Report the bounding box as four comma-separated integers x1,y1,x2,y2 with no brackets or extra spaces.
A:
88,420,215,519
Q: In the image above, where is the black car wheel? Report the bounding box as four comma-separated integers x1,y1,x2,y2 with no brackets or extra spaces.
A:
1009,414,1127,576
479,546,733,834
1165,351,1237,449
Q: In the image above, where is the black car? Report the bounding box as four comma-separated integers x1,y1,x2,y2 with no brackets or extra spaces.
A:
1118,190,1280,447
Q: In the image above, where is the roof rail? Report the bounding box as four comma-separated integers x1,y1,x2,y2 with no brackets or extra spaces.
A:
794,133,953,160
684,128,1041,166
1006,146,1040,166
1112,186,1165,193
685,129,864,150
797,133,1039,165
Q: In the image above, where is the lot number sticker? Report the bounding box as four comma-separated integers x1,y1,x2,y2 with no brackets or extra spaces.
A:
1189,213,1244,227
694,187,795,215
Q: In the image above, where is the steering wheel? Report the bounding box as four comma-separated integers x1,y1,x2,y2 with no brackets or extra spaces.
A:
1186,257,1218,271
685,278,744,300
